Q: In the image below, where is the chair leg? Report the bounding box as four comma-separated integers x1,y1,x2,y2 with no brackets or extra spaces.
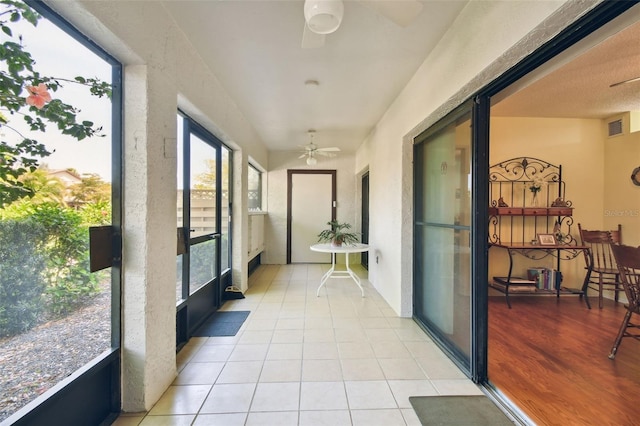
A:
599,273,604,309
609,310,632,359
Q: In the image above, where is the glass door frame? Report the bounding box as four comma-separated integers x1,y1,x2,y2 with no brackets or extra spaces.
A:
177,111,230,347
7,2,123,424
413,1,637,389
413,99,487,381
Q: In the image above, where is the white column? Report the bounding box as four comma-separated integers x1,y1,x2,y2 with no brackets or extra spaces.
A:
232,150,249,292
121,64,178,412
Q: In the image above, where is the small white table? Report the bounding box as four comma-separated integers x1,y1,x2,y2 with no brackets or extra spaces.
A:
310,243,369,297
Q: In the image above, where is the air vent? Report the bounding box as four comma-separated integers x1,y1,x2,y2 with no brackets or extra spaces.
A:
608,119,623,137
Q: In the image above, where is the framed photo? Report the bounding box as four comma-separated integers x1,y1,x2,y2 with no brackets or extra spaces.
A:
537,233,557,246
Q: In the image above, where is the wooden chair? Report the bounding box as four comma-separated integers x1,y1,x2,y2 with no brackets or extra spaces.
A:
578,223,622,309
608,243,640,359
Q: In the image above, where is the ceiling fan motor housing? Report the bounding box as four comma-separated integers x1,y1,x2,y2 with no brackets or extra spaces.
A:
304,0,344,34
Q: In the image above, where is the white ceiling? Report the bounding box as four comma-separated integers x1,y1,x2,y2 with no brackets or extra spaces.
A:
493,17,640,119
161,1,640,154
162,0,468,152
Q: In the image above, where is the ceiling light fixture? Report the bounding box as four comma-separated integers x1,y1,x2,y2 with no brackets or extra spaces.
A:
306,155,317,166
304,0,344,35
610,76,640,88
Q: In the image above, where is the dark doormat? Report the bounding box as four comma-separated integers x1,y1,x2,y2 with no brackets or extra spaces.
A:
409,396,514,425
193,311,250,337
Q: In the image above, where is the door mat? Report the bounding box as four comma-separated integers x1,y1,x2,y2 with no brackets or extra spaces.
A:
193,311,250,337
409,396,514,425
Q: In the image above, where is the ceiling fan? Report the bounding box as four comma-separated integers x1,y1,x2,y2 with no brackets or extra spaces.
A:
302,0,424,48
299,130,340,165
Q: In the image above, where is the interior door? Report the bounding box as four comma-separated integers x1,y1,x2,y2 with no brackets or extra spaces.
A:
288,170,336,263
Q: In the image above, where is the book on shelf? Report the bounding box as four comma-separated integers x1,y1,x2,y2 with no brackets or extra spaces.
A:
527,267,546,288
493,276,536,286
490,280,537,293
525,268,564,290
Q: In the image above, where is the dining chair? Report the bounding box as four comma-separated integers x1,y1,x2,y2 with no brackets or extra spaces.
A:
608,243,640,359
578,223,622,309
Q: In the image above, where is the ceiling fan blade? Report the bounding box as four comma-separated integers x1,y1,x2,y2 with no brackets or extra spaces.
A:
316,151,337,157
302,23,325,49
298,153,308,159
317,147,340,152
362,0,423,27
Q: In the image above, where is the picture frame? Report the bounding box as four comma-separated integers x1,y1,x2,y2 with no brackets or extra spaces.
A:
537,233,557,246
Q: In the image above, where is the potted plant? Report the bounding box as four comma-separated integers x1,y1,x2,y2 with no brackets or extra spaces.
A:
317,220,359,247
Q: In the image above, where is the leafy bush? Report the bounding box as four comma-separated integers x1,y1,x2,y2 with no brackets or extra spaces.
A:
31,204,99,315
1,202,99,317
78,199,112,226
0,219,47,337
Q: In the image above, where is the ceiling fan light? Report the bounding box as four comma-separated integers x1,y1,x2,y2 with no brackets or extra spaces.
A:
304,0,344,35
306,156,317,166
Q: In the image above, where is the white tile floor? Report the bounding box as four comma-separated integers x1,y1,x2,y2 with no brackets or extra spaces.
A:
113,263,483,425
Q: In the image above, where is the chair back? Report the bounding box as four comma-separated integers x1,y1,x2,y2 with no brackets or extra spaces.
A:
578,224,621,271
610,244,640,311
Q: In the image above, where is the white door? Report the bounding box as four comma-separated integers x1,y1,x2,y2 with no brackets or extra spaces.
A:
290,173,333,263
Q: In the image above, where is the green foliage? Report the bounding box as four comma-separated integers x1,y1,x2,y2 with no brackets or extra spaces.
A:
68,173,111,206
78,199,112,226
0,218,47,337
1,202,99,318
16,166,66,204
29,203,99,315
317,220,359,246
0,0,112,206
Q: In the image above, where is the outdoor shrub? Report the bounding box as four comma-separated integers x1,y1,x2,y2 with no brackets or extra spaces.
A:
78,200,112,226
30,203,99,315
0,219,47,337
2,202,99,317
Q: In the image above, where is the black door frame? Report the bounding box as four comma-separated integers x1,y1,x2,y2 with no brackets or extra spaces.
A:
412,0,638,398
176,112,227,348
361,172,370,269
474,0,638,386
8,2,123,425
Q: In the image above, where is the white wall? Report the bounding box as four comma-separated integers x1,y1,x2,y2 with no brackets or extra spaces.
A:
263,151,357,265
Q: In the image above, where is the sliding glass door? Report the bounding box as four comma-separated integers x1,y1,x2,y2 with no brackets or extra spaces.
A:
414,105,474,370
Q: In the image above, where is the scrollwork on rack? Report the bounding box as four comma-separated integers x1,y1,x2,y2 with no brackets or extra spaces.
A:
516,246,584,261
489,156,570,209
490,157,559,184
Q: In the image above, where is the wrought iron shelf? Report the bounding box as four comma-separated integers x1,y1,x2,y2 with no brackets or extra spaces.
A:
489,207,573,216
487,157,592,309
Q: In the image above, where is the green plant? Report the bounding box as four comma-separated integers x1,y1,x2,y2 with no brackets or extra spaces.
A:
0,218,47,337
1,202,99,317
317,220,359,246
78,199,112,226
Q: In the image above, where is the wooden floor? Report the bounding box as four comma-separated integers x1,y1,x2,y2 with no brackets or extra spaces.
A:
488,295,640,426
